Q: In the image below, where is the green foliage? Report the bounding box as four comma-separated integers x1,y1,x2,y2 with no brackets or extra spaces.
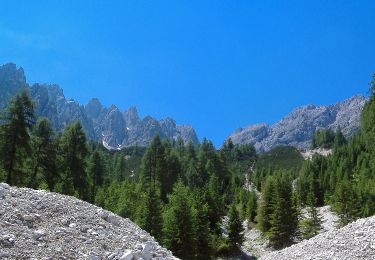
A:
140,135,177,202
246,191,258,223
163,182,194,259
227,203,244,250
311,129,336,149
334,129,347,148
251,146,304,190
137,188,163,241
299,192,322,239
28,118,58,190
268,174,298,249
113,153,126,182
58,122,89,199
54,170,75,196
89,150,104,202
296,155,326,206
369,71,375,95
191,189,211,258
0,89,35,186
257,176,275,233
332,180,361,226
222,138,256,163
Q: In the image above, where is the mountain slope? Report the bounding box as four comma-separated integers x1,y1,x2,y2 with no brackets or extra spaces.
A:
0,63,199,148
229,95,367,152
259,215,375,260
0,183,176,259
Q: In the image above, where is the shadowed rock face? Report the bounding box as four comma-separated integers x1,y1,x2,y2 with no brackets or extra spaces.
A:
0,63,199,148
229,95,367,152
0,63,27,108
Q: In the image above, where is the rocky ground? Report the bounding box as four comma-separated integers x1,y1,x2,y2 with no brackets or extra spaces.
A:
241,222,272,258
0,183,176,260
300,148,333,160
242,206,339,259
259,216,375,260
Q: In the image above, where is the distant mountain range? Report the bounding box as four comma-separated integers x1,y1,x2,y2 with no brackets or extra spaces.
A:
228,95,367,152
0,63,199,148
1,63,367,152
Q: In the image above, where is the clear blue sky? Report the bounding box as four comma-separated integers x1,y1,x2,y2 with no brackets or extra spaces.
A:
1,1,374,146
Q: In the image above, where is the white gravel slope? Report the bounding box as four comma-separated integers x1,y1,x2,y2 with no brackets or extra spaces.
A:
0,183,176,260
260,216,375,260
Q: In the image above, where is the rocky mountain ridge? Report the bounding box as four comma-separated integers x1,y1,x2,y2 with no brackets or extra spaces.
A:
0,183,177,259
0,63,199,149
229,95,367,152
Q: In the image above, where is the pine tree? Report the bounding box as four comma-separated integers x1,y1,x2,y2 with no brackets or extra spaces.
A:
137,188,163,241
333,180,361,226
164,149,181,197
0,89,35,186
58,122,89,199
191,189,211,258
268,175,298,249
257,176,275,233
227,203,245,251
89,150,105,202
162,182,194,259
28,118,58,189
246,191,257,223
334,128,347,148
299,192,322,239
54,170,75,196
114,153,126,182
186,159,200,187
207,173,222,234
140,135,169,201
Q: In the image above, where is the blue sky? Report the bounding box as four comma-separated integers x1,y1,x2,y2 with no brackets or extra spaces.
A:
1,1,375,146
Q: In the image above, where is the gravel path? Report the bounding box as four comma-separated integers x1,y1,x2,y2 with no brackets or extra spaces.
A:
0,183,176,260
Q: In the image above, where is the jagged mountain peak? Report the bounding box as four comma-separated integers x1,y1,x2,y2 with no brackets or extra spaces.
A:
85,98,103,119
0,63,199,148
0,63,26,83
229,95,367,152
124,106,140,127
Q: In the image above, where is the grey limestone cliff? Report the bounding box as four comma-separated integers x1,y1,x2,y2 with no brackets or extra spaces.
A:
0,63,199,148
229,95,367,152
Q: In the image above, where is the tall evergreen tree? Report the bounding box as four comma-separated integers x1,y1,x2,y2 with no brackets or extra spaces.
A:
136,188,163,241
333,180,361,226
0,89,35,186
89,150,105,202
140,135,169,201
299,192,322,239
191,189,211,258
207,173,222,234
57,122,89,199
257,176,275,233
163,182,194,259
227,203,245,251
28,118,58,189
113,153,126,182
246,191,258,223
268,175,298,249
